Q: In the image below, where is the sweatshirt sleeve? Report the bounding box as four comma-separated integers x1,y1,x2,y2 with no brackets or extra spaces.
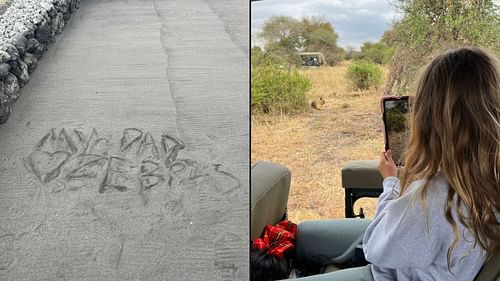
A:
362,177,438,269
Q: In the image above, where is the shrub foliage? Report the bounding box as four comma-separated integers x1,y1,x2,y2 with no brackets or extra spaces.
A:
345,62,383,90
252,65,311,114
357,42,394,64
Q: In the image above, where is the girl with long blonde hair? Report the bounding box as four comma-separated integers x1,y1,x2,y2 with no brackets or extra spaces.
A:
366,46,500,280
287,47,499,281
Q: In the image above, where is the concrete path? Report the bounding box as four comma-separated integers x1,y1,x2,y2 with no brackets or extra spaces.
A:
0,0,248,280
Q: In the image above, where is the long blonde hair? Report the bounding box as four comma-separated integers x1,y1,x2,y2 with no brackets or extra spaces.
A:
400,47,500,265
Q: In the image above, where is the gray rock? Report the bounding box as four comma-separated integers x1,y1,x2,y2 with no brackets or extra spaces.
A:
24,27,35,39
33,43,46,59
14,59,29,87
40,1,54,12
0,0,82,123
13,22,27,34
0,93,11,124
42,11,51,23
13,34,28,57
23,53,38,73
4,73,19,102
1,44,19,61
51,13,65,34
0,51,11,63
48,7,58,18
26,38,40,53
35,21,53,44
8,60,21,78
70,0,80,13
55,2,69,14
0,63,11,77
31,14,45,26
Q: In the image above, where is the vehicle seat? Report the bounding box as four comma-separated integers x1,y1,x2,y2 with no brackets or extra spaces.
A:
251,161,291,240
474,250,500,281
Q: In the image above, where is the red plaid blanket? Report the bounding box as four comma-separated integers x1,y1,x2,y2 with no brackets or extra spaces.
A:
252,220,297,259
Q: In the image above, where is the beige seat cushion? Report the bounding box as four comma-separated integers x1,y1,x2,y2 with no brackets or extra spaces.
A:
251,161,291,240
341,160,383,190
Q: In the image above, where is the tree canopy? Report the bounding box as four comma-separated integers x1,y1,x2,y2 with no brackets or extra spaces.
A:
301,16,345,65
258,15,344,66
357,42,394,64
384,0,500,95
261,16,305,66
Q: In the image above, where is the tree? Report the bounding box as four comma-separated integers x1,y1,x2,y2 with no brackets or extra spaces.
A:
258,15,345,67
384,0,500,95
251,45,287,67
301,16,344,65
260,16,305,67
344,46,359,60
357,41,394,64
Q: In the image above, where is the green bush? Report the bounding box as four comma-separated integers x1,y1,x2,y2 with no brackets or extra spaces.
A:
357,42,395,64
251,46,288,67
386,110,407,132
252,65,311,114
345,61,383,90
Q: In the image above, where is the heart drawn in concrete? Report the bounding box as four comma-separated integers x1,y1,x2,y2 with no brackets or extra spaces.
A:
28,150,71,183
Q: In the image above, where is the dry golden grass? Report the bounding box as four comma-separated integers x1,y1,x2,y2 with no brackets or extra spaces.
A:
252,62,387,222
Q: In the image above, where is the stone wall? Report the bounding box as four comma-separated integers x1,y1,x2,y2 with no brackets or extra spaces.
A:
0,0,79,124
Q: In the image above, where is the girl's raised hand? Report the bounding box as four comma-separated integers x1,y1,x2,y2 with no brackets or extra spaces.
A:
378,150,397,179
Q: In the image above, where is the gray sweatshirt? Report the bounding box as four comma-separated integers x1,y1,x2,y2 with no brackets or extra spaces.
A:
363,175,487,281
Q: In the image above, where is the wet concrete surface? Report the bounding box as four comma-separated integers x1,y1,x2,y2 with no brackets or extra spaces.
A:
0,0,248,280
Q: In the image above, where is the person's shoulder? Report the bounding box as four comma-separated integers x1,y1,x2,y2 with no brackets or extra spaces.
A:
405,173,449,197
426,173,450,198
400,173,450,216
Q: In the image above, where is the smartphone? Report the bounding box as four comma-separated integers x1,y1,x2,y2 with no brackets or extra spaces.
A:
381,96,411,166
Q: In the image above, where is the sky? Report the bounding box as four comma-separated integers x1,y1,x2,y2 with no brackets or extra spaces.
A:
251,0,400,50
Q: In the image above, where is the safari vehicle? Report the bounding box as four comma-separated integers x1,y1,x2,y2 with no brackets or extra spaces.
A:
250,161,500,280
300,52,325,67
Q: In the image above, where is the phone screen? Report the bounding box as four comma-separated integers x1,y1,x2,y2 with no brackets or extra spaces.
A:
383,97,410,166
